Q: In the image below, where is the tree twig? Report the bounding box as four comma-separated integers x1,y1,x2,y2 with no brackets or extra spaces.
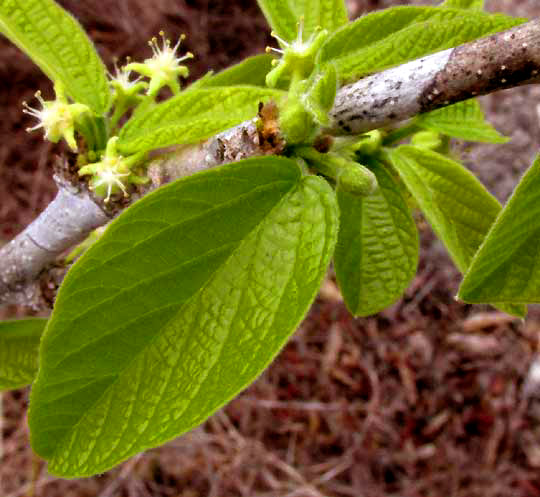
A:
330,18,540,134
1,19,540,309
0,121,262,309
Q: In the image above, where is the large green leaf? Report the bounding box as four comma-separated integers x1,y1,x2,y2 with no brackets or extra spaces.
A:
388,146,526,317
118,86,284,154
335,161,418,316
0,0,110,114
459,156,540,303
256,0,298,43
29,157,339,477
318,7,523,82
440,0,484,10
416,99,508,144
0,318,47,391
191,54,274,89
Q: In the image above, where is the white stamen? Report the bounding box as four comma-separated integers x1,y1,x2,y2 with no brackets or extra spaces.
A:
266,46,284,55
270,31,290,48
109,61,142,88
94,168,130,202
297,17,304,44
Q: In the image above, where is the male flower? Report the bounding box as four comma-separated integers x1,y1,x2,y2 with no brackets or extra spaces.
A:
126,32,193,97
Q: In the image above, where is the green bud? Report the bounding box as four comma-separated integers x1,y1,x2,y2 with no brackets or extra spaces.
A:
337,164,378,197
411,130,443,150
295,146,378,197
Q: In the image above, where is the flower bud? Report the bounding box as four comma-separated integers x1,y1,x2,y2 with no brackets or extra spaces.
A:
337,163,378,197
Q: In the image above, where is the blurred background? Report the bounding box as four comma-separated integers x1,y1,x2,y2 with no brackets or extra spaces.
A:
2,1,540,496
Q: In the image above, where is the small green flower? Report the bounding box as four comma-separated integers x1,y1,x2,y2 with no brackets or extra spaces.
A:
109,61,148,105
78,137,148,202
265,19,328,88
126,32,193,97
22,83,89,151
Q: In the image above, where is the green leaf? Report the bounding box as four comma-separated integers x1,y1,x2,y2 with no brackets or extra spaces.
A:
29,157,339,477
388,146,526,317
335,160,418,316
440,0,484,10
118,86,284,154
256,0,298,43
411,130,443,150
190,54,274,89
318,6,523,82
459,156,540,304
0,318,47,391
302,63,338,126
416,99,508,144
290,0,348,38
257,0,347,43
0,0,110,114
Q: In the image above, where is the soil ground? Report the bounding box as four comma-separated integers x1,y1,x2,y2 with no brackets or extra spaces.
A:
2,1,540,496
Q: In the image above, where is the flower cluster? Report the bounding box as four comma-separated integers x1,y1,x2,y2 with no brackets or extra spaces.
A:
78,137,147,202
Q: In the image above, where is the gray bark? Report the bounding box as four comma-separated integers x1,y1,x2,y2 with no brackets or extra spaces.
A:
2,19,540,309
330,18,540,134
0,121,262,309
0,178,108,308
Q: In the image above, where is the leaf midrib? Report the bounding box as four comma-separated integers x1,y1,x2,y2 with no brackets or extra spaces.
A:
44,176,301,464
117,178,329,465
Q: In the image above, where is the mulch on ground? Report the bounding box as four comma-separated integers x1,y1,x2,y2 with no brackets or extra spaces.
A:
2,1,540,496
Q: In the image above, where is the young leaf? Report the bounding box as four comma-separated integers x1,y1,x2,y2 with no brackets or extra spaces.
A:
416,99,509,144
118,86,284,154
302,63,338,126
0,0,110,114
411,130,443,151
318,7,523,82
29,157,339,477
257,0,347,44
0,318,47,391
256,0,298,43
190,54,274,89
459,156,540,304
388,146,526,317
335,161,418,317
440,0,484,10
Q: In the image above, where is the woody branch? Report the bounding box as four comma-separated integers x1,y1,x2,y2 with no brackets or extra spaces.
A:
1,18,540,309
